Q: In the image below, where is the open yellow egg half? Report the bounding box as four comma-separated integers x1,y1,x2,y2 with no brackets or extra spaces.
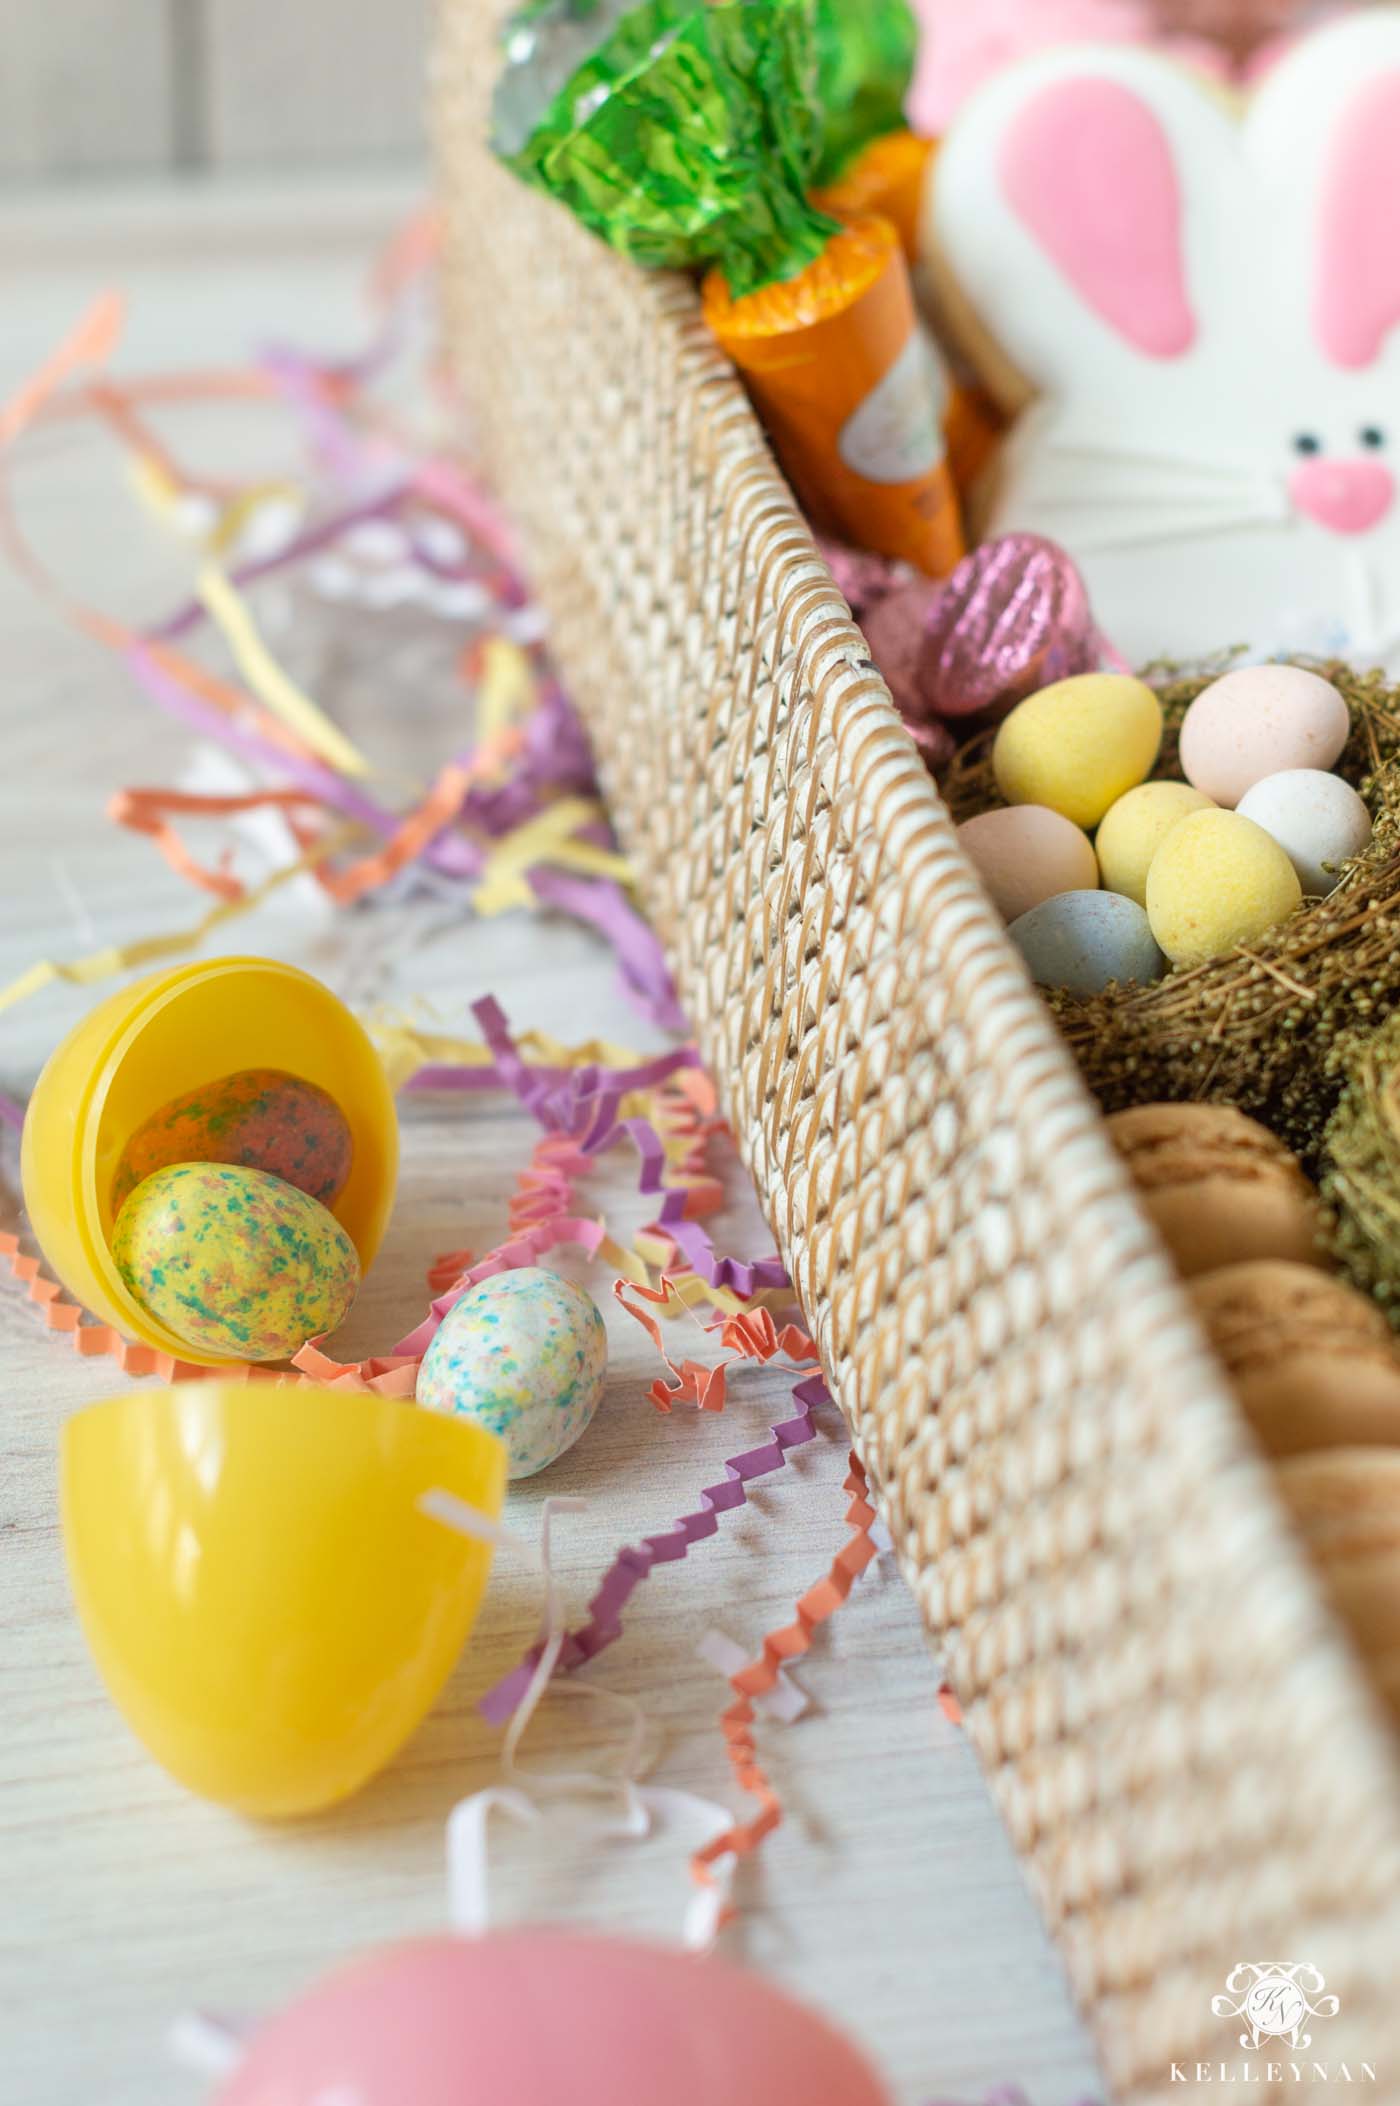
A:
21,957,398,1366
61,1382,507,1816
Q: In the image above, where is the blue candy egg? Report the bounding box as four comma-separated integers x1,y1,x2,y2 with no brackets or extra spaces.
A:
1008,888,1166,998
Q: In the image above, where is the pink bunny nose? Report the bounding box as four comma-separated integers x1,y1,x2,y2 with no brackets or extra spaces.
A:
1288,455,1395,535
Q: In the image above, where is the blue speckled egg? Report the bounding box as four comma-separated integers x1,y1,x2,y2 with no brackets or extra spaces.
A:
1008,888,1166,997
416,1267,607,1479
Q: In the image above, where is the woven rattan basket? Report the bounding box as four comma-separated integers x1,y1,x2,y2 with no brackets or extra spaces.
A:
432,11,1400,2097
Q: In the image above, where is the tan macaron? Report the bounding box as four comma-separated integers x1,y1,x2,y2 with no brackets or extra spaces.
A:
1190,1260,1400,1458
1275,1449,1400,1724
1107,1102,1325,1279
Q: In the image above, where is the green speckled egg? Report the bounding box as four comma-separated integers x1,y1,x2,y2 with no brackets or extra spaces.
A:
111,1162,359,1362
112,1068,353,1213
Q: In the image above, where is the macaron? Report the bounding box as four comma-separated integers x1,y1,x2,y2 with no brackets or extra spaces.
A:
1179,665,1350,807
957,804,1098,923
1106,1102,1325,1279
1274,1448,1400,1725
1190,1260,1400,1459
1274,1448,1400,1563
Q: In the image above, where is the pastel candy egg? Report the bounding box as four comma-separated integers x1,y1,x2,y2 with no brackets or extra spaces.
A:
956,804,1097,922
417,1267,607,1479
1008,889,1165,997
112,1067,353,1212
1236,768,1373,897
1146,809,1304,966
1179,665,1349,807
1095,781,1215,906
112,1162,359,1362
992,673,1162,828
215,1932,894,2106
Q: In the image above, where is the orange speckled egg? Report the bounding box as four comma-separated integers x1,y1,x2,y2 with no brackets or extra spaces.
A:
112,1067,353,1213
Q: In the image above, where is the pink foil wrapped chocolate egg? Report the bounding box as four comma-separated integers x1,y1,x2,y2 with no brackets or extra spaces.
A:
216,1932,894,2106
864,534,1099,726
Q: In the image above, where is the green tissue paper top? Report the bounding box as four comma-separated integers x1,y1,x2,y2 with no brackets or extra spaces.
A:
811,0,918,184
493,0,842,301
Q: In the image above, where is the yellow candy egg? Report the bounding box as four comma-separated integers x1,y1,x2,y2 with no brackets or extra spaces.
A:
992,674,1162,829
1146,809,1304,966
1096,781,1215,906
112,1161,359,1362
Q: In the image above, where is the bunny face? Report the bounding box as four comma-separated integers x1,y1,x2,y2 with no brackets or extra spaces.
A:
928,13,1400,666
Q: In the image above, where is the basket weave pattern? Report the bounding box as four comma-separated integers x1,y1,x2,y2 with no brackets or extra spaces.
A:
433,11,1400,2094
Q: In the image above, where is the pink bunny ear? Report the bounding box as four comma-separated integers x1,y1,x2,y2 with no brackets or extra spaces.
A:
1316,70,1400,370
999,77,1196,358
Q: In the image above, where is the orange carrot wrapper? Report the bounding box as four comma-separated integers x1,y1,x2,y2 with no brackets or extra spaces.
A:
814,127,934,265
703,214,964,577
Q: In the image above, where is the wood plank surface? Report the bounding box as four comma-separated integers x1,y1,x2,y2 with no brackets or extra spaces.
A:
0,179,1103,2106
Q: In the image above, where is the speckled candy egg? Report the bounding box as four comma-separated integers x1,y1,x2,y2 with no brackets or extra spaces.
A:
1236,769,1373,897
1007,888,1165,997
956,804,1097,923
112,1162,359,1362
1146,808,1303,966
992,673,1162,828
112,1067,353,1212
1095,781,1215,907
1179,666,1350,807
416,1267,607,1479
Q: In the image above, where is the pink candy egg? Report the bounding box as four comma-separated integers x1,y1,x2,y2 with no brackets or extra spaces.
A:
1179,665,1350,807
957,804,1098,923
217,1933,893,2106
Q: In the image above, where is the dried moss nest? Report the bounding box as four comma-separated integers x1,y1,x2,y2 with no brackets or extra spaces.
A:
940,660,1400,1162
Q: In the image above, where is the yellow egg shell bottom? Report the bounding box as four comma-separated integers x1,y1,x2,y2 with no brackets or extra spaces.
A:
1146,809,1304,967
1096,781,1214,907
112,1161,360,1362
993,674,1162,829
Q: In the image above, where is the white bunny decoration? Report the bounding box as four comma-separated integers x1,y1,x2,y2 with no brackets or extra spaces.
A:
926,11,1400,667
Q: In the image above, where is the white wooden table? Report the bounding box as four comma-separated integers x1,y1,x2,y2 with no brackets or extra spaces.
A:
0,179,1103,2106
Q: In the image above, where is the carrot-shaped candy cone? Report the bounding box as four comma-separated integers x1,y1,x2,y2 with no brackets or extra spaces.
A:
494,0,964,577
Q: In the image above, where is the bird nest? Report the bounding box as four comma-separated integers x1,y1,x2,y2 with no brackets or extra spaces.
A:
940,660,1400,1161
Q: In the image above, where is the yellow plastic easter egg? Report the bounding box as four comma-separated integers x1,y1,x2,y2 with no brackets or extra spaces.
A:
1146,808,1304,966
21,957,397,1367
112,1162,359,1363
1096,781,1214,906
61,1383,507,1817
993,674,1163,828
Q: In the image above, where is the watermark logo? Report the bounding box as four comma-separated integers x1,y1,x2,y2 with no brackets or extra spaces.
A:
1212,1964,1340,2053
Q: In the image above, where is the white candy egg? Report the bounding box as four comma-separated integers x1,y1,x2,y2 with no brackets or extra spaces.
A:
416,1267,607,1479
1235,769,1372,897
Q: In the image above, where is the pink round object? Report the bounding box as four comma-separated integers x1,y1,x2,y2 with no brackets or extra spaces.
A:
819,536,914,623
862,577,947,722
957,804,1098,923
867,534,1098,726
216,1933,894,2106
1179,664,1350,807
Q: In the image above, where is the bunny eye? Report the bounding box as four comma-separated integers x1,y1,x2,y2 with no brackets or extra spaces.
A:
1293,433,1322,456
1361,425,1387,451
